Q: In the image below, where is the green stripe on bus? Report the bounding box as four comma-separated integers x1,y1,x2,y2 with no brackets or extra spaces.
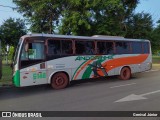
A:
13,70,20,87
72,60,87,80
82,59,104,79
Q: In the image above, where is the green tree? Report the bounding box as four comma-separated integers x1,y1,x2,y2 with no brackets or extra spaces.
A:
0,18,27,48
14,0,63,33
125,12,153,39
150,20,160,54
59,0,139,36
14,0,139,35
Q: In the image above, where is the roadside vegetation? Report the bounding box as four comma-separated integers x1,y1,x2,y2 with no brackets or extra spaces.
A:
0,64,12,86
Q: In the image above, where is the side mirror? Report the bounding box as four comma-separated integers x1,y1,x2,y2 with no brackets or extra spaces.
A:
25,43,29,52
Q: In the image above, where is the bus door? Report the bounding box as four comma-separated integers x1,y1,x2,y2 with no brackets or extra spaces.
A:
20,38,47,86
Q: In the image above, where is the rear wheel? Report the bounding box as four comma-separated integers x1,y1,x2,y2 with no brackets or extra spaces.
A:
51,73,69,89
118,67,131,80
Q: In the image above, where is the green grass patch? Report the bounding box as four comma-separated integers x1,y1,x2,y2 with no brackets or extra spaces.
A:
0,65,12,85
152,56,160,64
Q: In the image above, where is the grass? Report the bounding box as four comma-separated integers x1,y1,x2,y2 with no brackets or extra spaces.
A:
152,56,160,64
0,64,12,86
0,56,160,85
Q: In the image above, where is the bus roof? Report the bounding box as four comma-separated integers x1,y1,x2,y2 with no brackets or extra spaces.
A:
21,33,150,42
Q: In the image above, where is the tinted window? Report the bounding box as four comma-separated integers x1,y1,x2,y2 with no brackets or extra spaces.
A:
62,40,73,54
48,40,61,55
97,42,114,54
116,42,130,54
143,42,149,54
75,41,95,54
132,42,142,54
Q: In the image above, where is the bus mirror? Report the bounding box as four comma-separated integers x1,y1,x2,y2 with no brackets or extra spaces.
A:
25,43,29,52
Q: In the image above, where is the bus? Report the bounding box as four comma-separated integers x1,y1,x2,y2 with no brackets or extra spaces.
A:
0,39,2,79
12,34,152,89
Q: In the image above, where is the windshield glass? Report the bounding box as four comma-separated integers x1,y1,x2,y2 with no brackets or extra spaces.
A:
13,39,22,65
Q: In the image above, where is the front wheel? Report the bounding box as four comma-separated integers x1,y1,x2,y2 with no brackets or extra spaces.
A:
118,67,131,80
51,73,69,89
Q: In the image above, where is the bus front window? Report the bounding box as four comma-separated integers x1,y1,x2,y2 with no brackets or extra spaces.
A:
21,42,44,60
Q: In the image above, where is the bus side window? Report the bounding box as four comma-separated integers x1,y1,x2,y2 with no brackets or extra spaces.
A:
85,41,95,54
97,42,105,54
62,40,73,54
48,40,61,55
75,41,85,54
97,41,114,54
75,41,95,55
116,42,130,54
132,42,143,54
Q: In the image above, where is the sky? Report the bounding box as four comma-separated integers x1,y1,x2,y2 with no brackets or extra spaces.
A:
0,0,160,27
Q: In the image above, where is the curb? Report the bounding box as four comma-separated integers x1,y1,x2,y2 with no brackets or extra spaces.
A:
0,84,13,88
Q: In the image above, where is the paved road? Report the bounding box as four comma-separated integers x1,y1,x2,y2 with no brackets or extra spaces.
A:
0,69,160,120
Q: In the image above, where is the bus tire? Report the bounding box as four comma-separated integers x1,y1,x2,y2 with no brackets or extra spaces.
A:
118,67,131,80
51,73,69,89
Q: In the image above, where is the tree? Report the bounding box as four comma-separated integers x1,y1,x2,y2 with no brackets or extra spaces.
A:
14,0,139,35
59,0,139,36
150,20,160,54
0,18,27,48
125,12,153,39
13,0,63,34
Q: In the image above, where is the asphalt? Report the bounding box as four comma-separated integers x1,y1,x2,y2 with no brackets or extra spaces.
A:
0,67,160,120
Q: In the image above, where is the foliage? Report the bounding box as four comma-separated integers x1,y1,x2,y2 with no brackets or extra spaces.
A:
0,65,12,85
59,0,139,36
0,18,27,48
125,12,153,39
14,0,139,35
13,0,64,33
150,20,160,54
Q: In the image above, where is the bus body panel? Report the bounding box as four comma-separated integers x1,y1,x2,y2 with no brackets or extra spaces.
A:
14,53,151,87
19,63,47,87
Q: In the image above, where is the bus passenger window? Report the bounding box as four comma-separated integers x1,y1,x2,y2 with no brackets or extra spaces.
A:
48,40,61,55
97,42,114,54
62,40,73,54
106,42,114,54
132,42,143,54
85,41,95,54
97,42,105,54
75,41,85,54
116,42,130,54
75,41,95,55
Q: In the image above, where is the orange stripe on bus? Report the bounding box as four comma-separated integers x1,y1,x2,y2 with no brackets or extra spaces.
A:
97,54,149,76
74,59,93,80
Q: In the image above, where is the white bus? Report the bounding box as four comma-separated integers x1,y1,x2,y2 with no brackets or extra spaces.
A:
12,34,152,89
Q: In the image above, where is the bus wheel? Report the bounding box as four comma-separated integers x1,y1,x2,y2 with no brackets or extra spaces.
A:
51,73,69,89
118,67,131,80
